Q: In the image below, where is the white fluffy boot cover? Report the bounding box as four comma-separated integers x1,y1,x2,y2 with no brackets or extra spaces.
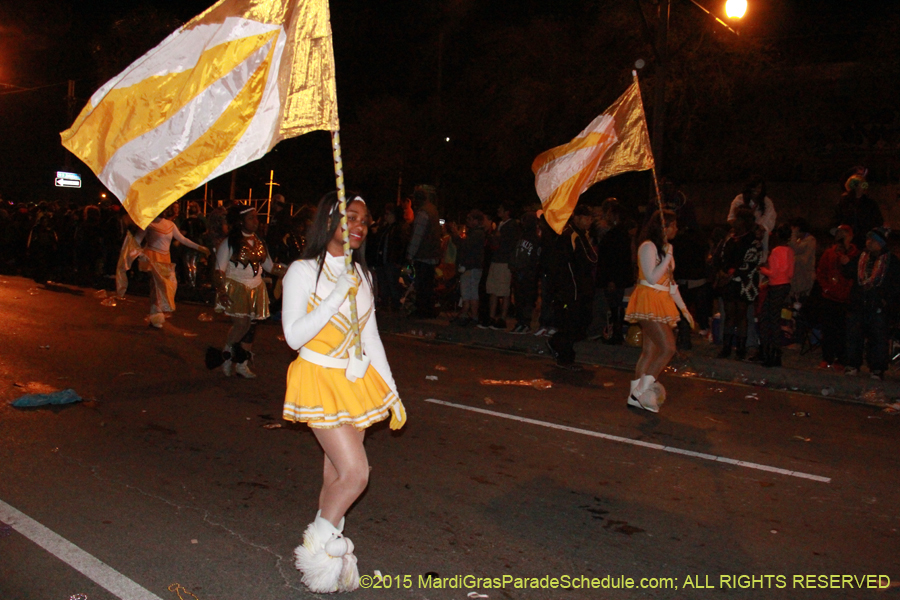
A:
294,514,346,593
651,380,667,405
627,378,642,407
637,375,660,412
337,537,360,592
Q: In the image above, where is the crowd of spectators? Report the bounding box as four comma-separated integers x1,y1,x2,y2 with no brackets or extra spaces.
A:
364,170,899,377
6,166,898,377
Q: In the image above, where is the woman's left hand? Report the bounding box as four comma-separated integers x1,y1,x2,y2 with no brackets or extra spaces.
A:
389,400,407,430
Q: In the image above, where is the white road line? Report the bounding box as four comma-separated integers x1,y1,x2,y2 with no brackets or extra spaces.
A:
0,499,164,600
425,399,831,484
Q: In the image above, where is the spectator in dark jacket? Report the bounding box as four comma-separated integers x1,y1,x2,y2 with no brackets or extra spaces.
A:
533,214,559,337
449,210,486,326
405,185,443,318
595,200,633,344
832,171,883,249
815,224,858,370
372,203,406,310
546,204,598,369
714,208,761,359
841,227,900,380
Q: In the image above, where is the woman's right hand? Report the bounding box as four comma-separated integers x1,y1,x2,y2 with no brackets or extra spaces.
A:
330,270,360,304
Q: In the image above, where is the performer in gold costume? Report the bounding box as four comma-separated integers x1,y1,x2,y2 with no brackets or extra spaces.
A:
213,206,286,378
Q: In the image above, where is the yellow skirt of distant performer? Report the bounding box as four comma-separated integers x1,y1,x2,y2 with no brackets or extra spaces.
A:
625,266,680,327
283,301,398,430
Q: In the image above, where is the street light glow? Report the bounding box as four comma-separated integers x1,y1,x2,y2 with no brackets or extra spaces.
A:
725,0,747,19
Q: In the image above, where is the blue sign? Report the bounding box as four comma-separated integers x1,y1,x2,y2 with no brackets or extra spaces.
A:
55,171,82,188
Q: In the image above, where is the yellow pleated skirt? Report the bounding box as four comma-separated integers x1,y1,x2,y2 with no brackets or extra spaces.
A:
625,285,681,327
283,318,398,430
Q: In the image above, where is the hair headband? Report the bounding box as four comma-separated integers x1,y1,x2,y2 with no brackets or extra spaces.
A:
329,195,366,215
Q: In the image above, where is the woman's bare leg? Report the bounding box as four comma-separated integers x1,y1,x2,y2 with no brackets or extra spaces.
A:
226,316,252,347
312,425,368,526
641,320,676,379
634,321,661,379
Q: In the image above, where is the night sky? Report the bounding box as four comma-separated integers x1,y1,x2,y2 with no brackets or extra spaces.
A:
1,0,897,213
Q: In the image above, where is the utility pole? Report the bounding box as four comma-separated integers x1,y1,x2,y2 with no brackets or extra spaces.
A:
264,170,279,224
64,80,76,170
651,0,669,175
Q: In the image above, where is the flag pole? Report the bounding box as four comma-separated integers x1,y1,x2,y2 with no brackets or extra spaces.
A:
330,128,362,359
632,70,667,242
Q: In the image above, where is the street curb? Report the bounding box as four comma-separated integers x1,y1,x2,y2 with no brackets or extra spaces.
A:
378,313,898,409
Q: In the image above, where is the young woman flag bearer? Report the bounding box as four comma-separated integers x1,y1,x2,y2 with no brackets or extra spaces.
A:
624,210,695,412
281,192,406,593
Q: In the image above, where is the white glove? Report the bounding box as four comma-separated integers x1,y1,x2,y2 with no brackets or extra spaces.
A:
664,244,675,267
389,399,407,430
670,284,696,330
324,270,359,308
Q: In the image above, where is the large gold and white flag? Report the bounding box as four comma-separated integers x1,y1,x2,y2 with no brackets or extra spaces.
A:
532,82,654,233
61,0,338,228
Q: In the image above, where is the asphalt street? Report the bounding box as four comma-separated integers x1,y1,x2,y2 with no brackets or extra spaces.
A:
0,276,897,600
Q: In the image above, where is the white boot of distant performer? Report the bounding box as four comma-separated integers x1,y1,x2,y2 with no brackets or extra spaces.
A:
635,375,661,412
222,345,233,377
235,360,256,379
627,378,643,409
651,379,666,404
295,511,358,593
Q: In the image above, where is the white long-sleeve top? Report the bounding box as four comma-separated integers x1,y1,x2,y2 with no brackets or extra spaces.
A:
727,195,777,233
638,241,674,285
281,253,398,396
134,218,202,253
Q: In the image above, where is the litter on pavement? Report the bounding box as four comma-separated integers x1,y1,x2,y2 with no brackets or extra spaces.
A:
168,583,201,600
479,378,553,390
425,375,439,381
12,389,82,408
